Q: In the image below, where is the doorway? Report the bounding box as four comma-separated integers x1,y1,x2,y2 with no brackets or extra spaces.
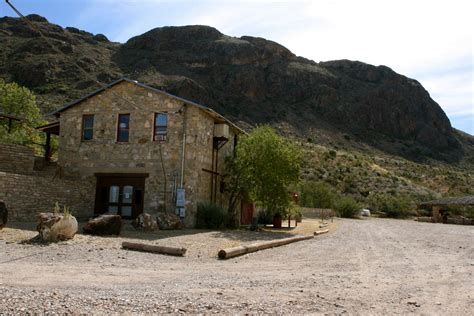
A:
94,173,148,219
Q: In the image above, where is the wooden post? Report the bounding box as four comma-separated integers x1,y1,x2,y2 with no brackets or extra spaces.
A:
314,229,329,235
432,206,441,223
218,235,313,259
44,132,51,161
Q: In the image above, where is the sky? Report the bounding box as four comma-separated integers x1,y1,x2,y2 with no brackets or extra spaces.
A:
1,0,473,135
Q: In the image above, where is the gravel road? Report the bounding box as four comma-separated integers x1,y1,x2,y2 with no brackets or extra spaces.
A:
1,218,472,314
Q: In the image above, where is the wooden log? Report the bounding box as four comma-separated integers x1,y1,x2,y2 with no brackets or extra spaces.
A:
314,229,329,235
122,241,187,257
218,235,313,260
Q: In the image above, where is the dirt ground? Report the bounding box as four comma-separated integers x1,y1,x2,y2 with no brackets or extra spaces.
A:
0,218,472,314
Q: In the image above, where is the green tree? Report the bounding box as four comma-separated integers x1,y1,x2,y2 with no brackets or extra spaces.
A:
0,79,45,145
300,181,336,208
228,126,300,219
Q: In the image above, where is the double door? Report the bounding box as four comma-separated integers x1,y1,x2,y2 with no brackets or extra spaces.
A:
94,173,147,219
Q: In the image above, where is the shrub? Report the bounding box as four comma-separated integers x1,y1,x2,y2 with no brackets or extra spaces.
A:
195,203,227,229
335,196,360,218
444,206,474,219
257,209,274,224
367,193,412,218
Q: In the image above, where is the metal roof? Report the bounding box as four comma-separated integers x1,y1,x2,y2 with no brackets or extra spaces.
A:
36,121,60,135
419,195,474,207
51,77,246,134
0,112,22,121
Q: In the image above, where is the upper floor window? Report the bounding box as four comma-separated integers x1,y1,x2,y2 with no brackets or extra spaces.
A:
82,115,94,140
117,114,130,142
154,113,167,141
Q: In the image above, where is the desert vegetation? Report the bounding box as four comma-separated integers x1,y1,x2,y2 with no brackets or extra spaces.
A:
296,137,473,217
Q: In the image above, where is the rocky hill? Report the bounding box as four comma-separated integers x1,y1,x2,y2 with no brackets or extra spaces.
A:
1,14,473,198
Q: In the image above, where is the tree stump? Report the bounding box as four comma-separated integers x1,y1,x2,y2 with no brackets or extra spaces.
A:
0,200,8,230
83,214,122,235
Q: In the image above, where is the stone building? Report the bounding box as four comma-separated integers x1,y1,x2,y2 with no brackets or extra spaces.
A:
43,78,244,227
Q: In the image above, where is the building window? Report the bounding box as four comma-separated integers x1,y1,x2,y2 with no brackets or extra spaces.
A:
117,114,130,142
82,115,94,140
154,113,167,141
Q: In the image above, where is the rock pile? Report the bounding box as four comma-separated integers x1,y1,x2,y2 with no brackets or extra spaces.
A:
156,213,182,230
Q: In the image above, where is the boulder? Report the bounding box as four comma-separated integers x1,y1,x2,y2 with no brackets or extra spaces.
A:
0,200,8,230
133,212,158,231
156,212,182,230
83,214,122,235
36,212,78,242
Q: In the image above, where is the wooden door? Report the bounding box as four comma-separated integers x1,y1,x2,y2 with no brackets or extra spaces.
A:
240,201,254,225
94,173,148,219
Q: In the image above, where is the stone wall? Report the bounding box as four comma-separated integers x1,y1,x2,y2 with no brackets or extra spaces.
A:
0,171,95,221
58,81,240,226
0,143,35,175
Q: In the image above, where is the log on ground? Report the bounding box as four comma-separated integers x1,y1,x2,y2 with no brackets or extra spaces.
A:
122,241,187,256
314,229,329,235
218,235,313,260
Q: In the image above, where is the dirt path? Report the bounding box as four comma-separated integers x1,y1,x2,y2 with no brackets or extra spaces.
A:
1,218,472,314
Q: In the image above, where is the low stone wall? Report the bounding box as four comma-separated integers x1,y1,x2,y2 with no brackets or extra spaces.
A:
0,171,95,221
416,216,473,225
416,217,434,223
0,143,35,175
447,217,474,225
301,207,336,219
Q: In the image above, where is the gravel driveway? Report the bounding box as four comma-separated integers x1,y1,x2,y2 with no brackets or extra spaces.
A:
1,218,472,314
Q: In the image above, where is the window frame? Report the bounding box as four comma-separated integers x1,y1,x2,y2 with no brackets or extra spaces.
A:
117,113,130,143
81,114,94,141
153,112,168,142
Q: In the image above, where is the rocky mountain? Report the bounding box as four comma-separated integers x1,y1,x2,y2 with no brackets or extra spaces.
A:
0,15,472,164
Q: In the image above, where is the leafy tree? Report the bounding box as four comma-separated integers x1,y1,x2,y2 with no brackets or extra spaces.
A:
222,155,247,227
300,181,337,208
226,126,300,219
0,79,45,145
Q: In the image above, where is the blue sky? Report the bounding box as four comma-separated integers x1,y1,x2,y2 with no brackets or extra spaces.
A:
1,0,472,135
